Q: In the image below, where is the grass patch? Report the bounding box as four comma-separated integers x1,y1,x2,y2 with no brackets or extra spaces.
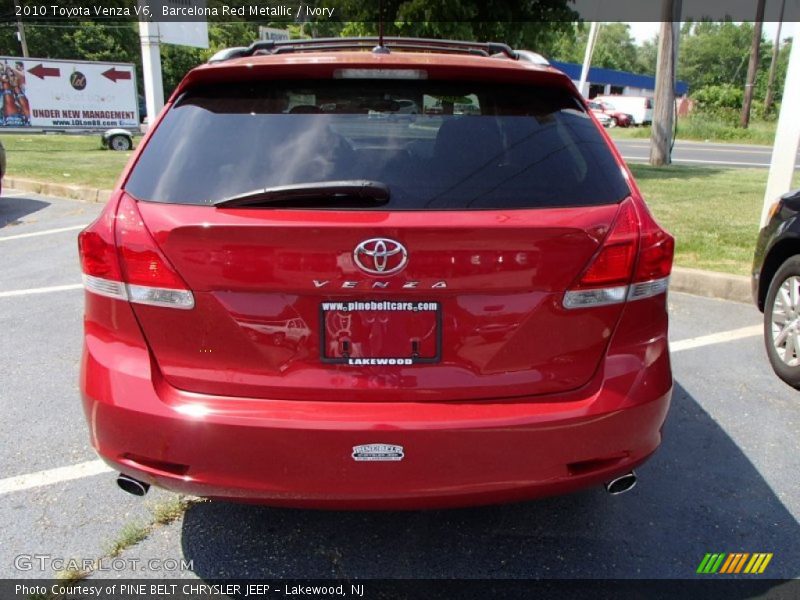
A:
150,495,192,525
630,164,769,276
102,496,195,559
610,115,777,146
55,563,92,583
105,521,151,558
1,133,133,189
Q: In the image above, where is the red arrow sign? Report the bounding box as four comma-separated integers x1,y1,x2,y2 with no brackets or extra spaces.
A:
102,68,132,83
28,64,60,80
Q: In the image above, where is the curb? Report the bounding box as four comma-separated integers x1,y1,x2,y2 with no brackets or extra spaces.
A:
3,178,754,306
5,176,112,204
670,267,751,304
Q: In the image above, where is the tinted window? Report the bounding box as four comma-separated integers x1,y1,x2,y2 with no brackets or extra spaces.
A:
126,80,631,209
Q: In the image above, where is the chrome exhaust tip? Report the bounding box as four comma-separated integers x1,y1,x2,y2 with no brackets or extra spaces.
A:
117,474,150,496
604,471,637,495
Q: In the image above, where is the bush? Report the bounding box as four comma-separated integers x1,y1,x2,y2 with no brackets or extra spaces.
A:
692,84,744,110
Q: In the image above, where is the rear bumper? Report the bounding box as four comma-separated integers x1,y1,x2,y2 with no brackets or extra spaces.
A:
81,301,672,509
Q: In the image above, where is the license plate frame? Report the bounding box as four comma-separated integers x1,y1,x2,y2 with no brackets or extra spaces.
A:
319,299,442,365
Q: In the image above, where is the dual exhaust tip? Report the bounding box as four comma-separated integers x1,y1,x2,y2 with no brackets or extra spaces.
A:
117,474,150,496
117,470,637,499
604,471,637,495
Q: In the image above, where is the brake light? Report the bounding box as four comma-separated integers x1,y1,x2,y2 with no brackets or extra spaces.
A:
575,200,638,288
564,198,673,309
78,193,194,309
79,200,126,300
634,203,674,282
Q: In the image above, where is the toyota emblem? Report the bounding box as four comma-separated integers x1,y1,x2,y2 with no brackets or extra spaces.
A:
353,238,408,276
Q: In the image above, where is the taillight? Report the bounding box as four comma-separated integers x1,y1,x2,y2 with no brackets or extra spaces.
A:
575,200,638,288
564,197,673,309
78,193,194,309
79,201,127,301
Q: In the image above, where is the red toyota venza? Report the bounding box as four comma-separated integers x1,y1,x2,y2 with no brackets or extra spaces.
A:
78,38,674,509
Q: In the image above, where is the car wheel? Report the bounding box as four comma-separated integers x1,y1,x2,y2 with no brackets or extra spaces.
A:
109,134,132,151
764,255,800,388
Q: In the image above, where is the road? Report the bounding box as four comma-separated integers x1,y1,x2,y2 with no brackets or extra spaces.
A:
612,137,800,169
1,191,799,587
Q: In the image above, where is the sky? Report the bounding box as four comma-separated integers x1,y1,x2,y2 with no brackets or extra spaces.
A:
627,21,797,44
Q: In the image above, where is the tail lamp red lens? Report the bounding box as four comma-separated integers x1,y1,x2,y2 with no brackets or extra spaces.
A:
78,193,194,309
564,197,674,309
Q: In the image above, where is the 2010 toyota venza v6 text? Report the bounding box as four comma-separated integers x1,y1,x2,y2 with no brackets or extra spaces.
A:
78,37,674,509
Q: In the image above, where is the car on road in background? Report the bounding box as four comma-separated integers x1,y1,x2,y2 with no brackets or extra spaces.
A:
78,37,674,509
595,94,653,126
101,128,134,151
753,188,800,388
587,102,613,127
590,100,632,128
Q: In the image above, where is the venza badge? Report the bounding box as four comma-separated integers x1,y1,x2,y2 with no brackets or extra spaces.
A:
353,238,408,276
352,443,405,461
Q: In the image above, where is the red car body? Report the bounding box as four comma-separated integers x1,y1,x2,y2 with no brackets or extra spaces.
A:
79,43,673,509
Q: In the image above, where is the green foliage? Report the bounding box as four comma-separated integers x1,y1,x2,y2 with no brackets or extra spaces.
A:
635,37,658,75
549,23,647,74
309,0,578,52
0,1,578,96
678,21,770,94
692,85,743,110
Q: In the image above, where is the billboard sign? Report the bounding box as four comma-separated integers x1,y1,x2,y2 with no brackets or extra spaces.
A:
0,57,138,130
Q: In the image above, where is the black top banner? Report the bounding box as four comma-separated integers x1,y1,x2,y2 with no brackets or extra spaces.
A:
4,0,800,23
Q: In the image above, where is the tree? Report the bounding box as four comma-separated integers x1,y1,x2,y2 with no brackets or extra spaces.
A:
635,37,659,75
678,21,769,92
549,23,649,74
309,0,578,52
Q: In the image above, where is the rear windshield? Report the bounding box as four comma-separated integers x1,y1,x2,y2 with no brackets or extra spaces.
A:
126,80,631,209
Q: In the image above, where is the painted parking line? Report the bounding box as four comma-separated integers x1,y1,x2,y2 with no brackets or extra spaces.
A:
671,325,762,353
0,224,87,242
0,323,765,495
0,460,112,496
0,283,82,298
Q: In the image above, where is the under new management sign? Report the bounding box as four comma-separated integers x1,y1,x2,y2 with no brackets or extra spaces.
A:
0,57,138,130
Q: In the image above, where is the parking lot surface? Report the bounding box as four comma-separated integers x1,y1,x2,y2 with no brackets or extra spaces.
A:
1,191,798,582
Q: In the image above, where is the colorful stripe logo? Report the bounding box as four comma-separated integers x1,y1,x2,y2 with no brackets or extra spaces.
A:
696,553,773,574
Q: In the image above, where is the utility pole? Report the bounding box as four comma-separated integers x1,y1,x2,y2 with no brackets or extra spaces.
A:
139,18,164,125
740,0,766,128
764,0,786,113
13,0,29,57
650,0,681,166
761,26,800,227
578,22,599,98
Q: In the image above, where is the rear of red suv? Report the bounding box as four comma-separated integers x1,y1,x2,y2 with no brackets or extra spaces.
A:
78,39,673,509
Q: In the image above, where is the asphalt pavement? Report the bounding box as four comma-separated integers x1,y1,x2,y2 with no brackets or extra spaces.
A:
612,137,800,169
1,191,799,584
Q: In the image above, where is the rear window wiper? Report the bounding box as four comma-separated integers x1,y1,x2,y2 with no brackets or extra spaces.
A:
213,180,390,208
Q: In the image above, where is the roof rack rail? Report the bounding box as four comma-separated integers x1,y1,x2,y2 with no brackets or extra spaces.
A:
514,50,550,66
208,37,523,63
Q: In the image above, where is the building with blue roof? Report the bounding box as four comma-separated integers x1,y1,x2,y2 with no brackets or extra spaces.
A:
550,60,689,98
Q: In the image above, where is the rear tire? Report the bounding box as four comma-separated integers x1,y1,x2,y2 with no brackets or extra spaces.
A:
764,255,800,388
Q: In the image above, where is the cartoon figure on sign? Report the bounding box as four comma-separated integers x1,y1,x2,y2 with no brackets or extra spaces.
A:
1,61,27,127
10,61,30,125
69,70,87,91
